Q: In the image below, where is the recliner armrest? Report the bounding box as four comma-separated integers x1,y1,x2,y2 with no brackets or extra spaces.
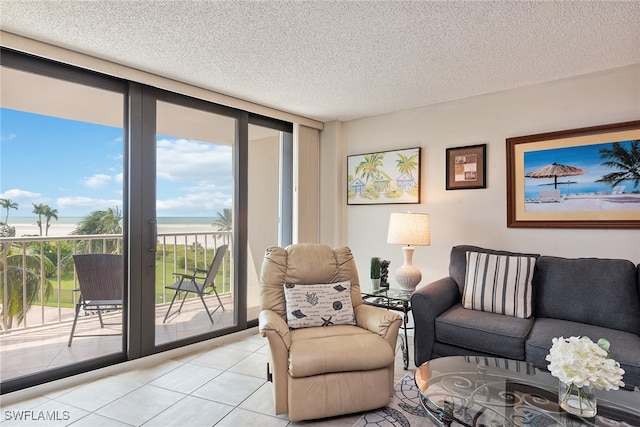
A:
354,304,402,342
259,309,291,349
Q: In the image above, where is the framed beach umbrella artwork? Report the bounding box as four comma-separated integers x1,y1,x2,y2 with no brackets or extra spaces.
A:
506,120,640,229
347,147,421,205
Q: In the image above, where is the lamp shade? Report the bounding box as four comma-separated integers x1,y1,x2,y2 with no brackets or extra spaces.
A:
387,212,430,246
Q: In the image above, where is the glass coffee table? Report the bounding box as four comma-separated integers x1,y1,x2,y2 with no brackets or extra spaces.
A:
415,356,640,426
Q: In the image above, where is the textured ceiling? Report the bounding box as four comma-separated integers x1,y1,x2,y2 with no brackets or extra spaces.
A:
1,1,639,122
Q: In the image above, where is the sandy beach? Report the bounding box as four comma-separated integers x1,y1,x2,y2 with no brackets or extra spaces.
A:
525,192,640,213
9,223,219,238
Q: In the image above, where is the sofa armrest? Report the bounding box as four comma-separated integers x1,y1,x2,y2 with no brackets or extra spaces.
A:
411,277,461,365
354,304,402,349
259,309,291,349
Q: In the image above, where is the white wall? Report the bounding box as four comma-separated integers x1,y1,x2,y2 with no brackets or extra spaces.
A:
320,64,640,288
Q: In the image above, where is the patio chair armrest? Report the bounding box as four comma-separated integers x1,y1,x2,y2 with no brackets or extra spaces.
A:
258,309,291,349
354,304,402,344
194,267,208,274
172,272,196,280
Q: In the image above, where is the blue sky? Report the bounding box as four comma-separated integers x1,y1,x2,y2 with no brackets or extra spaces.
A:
0,108,232,218
524,140,636,188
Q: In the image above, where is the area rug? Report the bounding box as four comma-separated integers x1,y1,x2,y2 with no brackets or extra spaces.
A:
351,375,438,427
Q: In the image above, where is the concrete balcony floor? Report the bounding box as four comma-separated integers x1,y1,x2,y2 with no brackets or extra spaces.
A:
0,294,258,383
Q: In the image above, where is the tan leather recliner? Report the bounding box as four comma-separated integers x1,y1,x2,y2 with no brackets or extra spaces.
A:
258,244,402,422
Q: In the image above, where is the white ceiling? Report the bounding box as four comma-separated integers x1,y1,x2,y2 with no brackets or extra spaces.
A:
1,1,639,123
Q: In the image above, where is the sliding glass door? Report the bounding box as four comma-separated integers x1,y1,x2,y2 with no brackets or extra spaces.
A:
153,99,238,346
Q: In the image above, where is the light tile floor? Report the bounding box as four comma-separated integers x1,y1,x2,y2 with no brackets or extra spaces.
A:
1,328,416,427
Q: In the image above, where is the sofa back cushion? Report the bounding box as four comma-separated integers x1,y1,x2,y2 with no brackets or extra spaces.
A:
450,245,540,297
533,256,640,335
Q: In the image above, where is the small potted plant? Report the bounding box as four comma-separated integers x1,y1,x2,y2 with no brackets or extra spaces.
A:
370,257,381,291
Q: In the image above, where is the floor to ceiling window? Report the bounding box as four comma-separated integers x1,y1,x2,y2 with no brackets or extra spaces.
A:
0,56,127,389
0,49,294,393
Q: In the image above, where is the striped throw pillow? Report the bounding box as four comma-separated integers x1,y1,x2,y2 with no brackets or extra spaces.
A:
462,251,536,319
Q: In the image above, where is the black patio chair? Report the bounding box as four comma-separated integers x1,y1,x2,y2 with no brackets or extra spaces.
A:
163,244,227,323
68,254,123,347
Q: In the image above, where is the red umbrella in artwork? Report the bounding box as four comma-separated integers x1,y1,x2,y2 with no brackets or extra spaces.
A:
525,162,586,189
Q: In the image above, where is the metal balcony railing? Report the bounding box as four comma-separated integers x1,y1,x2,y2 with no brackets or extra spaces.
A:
0,231,233,333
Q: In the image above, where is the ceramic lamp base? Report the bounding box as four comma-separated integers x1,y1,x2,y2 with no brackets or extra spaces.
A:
394,246,422,292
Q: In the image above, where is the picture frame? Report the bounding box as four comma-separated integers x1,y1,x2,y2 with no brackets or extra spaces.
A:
347,147,421,205
445,144,487,190
506,120,640,229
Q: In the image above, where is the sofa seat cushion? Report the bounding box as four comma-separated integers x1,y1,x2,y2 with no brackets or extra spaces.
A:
436,304,534,360
525,318,640,388
288,325,394,378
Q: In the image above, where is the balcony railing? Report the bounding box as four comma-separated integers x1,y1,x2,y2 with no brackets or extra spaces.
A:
0,231,233,333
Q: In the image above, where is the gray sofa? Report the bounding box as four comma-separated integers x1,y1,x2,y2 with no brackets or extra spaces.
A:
411,245,640,389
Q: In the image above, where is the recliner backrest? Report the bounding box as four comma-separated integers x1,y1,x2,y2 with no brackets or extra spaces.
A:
260,243,362,320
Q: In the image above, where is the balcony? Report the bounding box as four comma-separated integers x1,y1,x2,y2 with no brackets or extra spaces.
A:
0,231,254,384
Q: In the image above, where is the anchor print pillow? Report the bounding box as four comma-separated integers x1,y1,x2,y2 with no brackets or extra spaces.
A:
283,280,356,329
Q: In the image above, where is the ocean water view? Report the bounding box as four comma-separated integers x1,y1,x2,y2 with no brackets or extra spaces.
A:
8,216,216,226
524,180,637,200
5,217,219,238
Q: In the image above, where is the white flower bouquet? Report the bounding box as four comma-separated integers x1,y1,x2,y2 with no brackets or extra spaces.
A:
546,336,625,391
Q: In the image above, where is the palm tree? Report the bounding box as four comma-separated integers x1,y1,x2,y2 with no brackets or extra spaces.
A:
212,208,232,231
355,153,385,184
595,140,640,189
395,153,419,179
72,207,123,253
42,206,59,236
0,198,18,225
0,243,54,329
32,203,46,236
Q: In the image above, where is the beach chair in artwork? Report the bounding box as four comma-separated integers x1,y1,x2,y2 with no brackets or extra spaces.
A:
163,244,227,324
68,254,124,346
538,189,564,203
613,185,625,195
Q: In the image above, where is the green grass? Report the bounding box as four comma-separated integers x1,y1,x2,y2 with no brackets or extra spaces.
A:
33,244,231,308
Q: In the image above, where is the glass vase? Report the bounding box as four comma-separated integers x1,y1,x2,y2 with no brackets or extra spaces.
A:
559,380,597,418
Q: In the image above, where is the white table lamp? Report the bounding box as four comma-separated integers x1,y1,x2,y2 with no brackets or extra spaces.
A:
386,212,430,292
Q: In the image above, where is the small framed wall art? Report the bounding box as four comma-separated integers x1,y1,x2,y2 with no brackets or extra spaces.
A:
446,144,487,190
347,147,421,205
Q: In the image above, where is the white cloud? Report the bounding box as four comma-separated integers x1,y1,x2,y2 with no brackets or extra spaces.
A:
156,139,232,183
113,172,123,184
82,174,112,188
1,132,16,142
0,188,42,199
57,196,121,210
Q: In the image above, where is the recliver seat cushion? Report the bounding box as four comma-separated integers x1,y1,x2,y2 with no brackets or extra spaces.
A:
436,304,535,360
533,256,640,334
288,325,394,377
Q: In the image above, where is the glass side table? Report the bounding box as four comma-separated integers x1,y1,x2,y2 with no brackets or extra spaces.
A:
361,286,413,369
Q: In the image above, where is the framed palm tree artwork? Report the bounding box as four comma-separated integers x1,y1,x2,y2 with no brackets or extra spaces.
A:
506,120,640,229
347,147,421,205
